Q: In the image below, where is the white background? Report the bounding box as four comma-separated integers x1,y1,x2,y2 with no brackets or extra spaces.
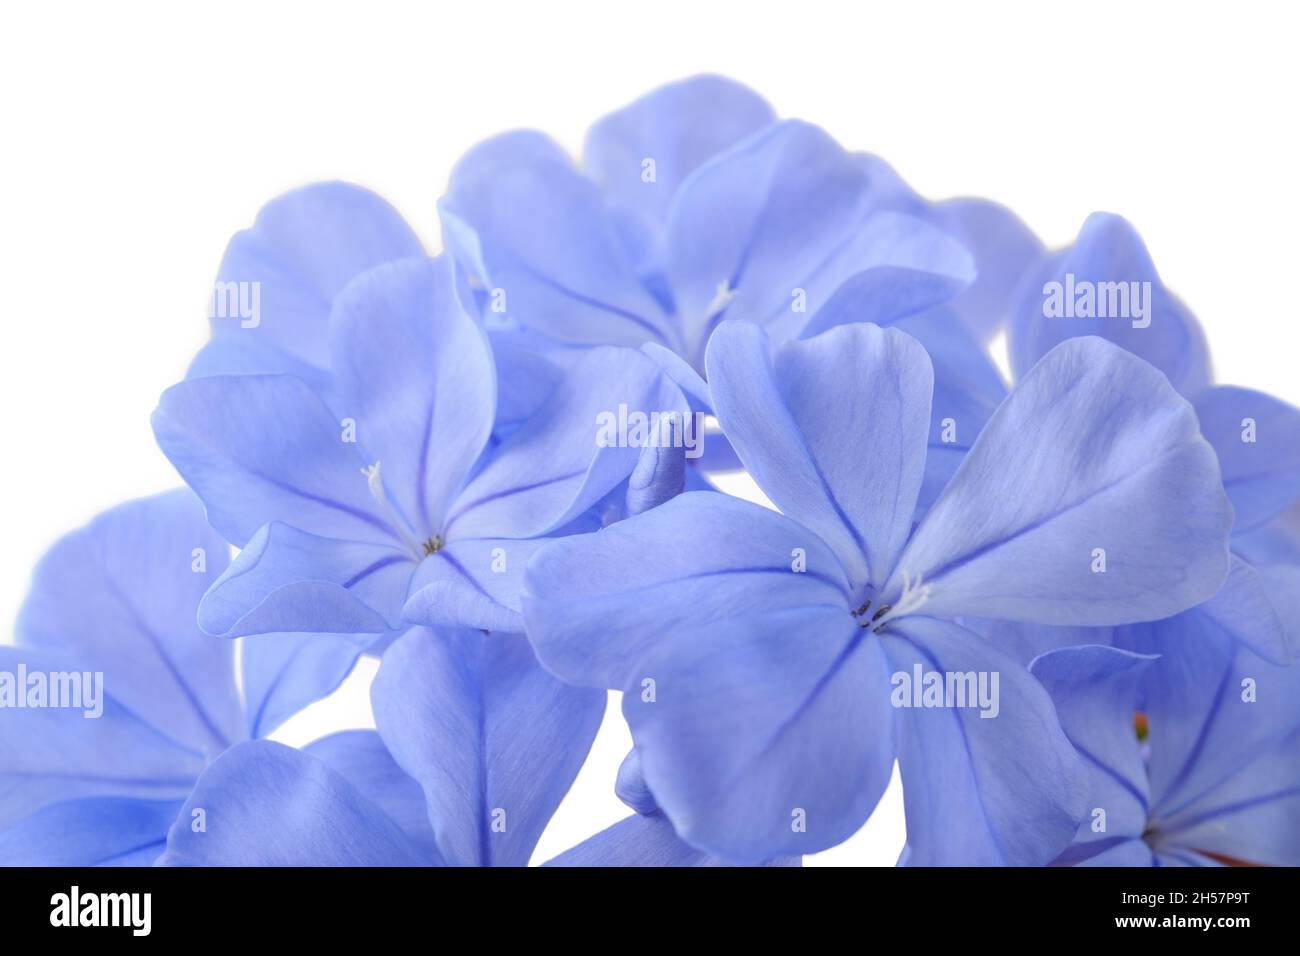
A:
2,0,1297,865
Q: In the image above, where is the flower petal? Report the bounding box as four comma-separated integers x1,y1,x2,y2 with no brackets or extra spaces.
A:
328,256,496,537
886,617,1088,866
706,320,932,589
1115,602,1300,822
370,628,604,867
795,275,1009,517
15,490,243,754
303,730,442,863
891,308,1008,515
583,75,775,234
794,266,972,341
153,374,391,547
1192,555,1291,665
440,131,674,349
402,537,549,633
0,797,181,866
892,336,1232,624
926,197,1046,342
614,748,659,815
1030,645,1157,856
0,646,203,828
1155,733,1300,867
157,740,433,866
202,181,424,370
242,633,366,739
666,118,973,362
443,346,688,541
626,606,896,862
198,522,412,637
1193,386,1300,533
523,491,850,689
1008,212,1211,396
543,812,800,867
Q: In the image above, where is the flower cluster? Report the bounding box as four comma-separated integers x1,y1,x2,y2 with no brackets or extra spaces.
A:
3,76,1298,867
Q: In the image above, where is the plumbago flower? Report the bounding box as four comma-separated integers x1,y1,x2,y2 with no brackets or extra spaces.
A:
157,627,797,868
1032,638,1300,866
0,491,357,865
523,319,1234,864
153,254,689,646
439,74,1018,383
188,180,425,389
982,213,1300,665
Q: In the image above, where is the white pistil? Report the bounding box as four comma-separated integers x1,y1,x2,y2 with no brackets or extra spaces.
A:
872,570,932,631
361,461,424,560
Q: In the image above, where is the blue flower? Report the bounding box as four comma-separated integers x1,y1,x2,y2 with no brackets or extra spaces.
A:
987,213,1300,665
523,320,1234,864
1008,212,1211,397
188,181,426,387
0,491,359,865
157,627,797,867
439,75,989,375
154,255,689,643
1032,638,1300,866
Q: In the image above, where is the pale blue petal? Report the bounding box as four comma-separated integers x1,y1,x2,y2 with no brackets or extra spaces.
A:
666,120,973,364
488,328,566,434
639,341,712,413
544,812,800,867
1155,731,1300,867
706,320,932,589
849,160,1046,342
887,617,1087,866
442,346,687,541
892,337,1232,624
1233,501,1300,566
615,748,658,814
303,730,442,863
927,197,1046,342
370,628,604,867
328,256,496,537
1193,386,1300,533
971,618,1114,669
0,647,203,828
1030,645,1156,852
205,181,424,370
440,131,674,349
1252,562,1300,660
15,490,243,754
1190,556,1291,664
1008,212,1211,396
794,266,971,341
583,75,775,233
523,491,850,689
153,374,393,548
891,308,1007,515
0,797,181,866
157,740,432,866
198,522,413,637
242,633,366,739
627,606,895,862
402,537,550,633
1116,604,1300,824
1053,837,1154,867
797,270,1007,516
187,332,332,391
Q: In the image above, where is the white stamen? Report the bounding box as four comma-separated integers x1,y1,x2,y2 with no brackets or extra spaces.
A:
873,570,933,631
362,461,424,560
705,280,737,319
